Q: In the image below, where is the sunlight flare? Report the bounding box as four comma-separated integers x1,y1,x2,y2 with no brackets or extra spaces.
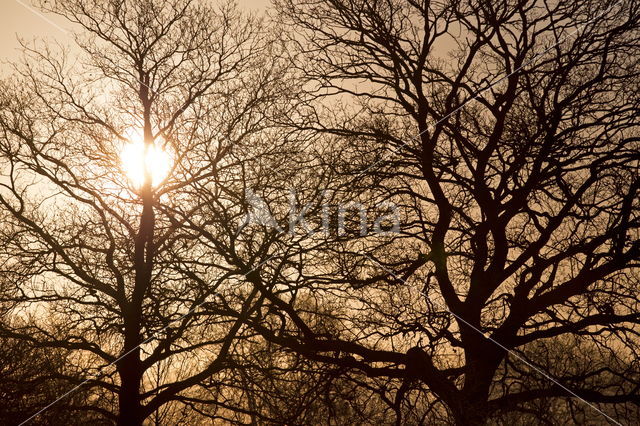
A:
120,129,171,188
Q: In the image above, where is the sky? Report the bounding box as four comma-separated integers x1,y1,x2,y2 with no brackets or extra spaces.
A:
0,0,270,61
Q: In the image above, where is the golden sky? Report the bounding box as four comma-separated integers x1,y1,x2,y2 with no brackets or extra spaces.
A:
0,0,270,61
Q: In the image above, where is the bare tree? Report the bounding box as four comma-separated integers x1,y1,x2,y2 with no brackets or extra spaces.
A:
0,316,105,425
205,0,640,424
0,0,308,423
3,0,640,424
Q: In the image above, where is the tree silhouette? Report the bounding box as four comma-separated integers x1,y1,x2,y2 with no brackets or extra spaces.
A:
222,0,640,424
0,325,104,425
0,0,309,423
1,0,640,425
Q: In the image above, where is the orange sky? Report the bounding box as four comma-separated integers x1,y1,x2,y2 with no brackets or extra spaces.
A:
0,0,270,61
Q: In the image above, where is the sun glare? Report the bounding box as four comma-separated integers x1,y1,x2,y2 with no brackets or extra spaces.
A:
120,129,171,188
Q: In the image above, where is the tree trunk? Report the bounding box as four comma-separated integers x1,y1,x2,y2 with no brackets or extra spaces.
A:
115,83,156,425
452,406,488,426
117,335,143,426
117,184,154,425
451,343,500,426
118,100,155,424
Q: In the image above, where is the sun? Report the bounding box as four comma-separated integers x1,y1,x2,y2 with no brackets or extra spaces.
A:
120,128,171,188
